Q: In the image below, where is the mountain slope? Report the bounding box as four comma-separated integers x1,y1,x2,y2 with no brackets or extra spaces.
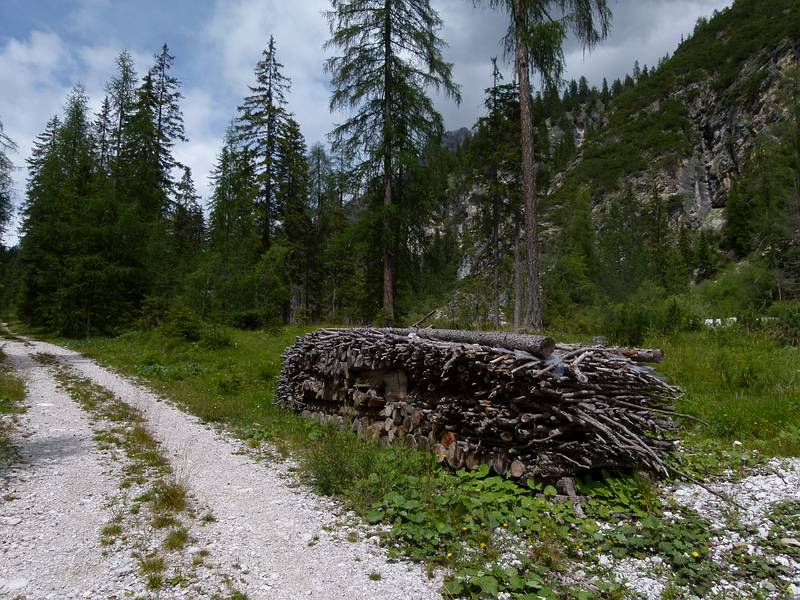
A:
550,0,800,230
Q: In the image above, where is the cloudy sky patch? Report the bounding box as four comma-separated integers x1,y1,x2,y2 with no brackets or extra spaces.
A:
1,0,732,244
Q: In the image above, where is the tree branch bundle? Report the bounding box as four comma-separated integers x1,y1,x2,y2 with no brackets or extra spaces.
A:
277,328,682,479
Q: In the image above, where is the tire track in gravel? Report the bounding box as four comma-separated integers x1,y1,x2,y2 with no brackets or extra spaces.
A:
12,337,443,600
0,339,141,598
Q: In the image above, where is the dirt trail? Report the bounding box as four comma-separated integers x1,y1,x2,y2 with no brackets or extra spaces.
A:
1,336,441,599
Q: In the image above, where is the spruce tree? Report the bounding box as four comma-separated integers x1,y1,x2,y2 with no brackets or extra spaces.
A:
325,0,461,322
170,166,204,277
695,229,717,281
236,36,291,250
119,73,164,221
646,185,671,286
208,136,259,257
466,61,521,325
198,135,260,316
598,185,647,300
308,142,332,215
93,97,113,174
19,88,96,332
277,118,313,321
148,44,187,200
569,185,595,265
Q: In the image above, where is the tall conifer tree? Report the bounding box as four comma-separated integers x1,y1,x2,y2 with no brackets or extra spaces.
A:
236,36,291,249
475,0,611,329
106,51,137,158
277,118,313,320
325,0,461,322
149,44,187,200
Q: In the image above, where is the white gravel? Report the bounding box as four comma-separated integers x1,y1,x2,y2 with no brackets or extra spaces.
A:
2,336,442,599
673,457,800,530
0,339,144,598
602,456,800,600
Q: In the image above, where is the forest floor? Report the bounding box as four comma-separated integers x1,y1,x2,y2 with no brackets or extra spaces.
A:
1,325,800,599
0,332,441,599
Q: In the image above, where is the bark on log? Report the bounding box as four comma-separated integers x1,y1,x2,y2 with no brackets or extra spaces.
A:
277,328,681,480
384,327,556,358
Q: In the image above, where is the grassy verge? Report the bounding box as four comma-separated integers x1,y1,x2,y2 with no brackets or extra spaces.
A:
0,346,26,467
651,327,800,457
37,323,798,598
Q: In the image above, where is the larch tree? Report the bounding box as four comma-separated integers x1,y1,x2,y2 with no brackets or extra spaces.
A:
475,0,611,329
324,0,461,323
236,36,291,250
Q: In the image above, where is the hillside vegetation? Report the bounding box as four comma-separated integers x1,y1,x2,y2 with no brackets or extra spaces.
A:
0,0,797,336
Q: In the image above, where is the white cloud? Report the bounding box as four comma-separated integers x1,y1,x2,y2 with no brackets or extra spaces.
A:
0,31,75,245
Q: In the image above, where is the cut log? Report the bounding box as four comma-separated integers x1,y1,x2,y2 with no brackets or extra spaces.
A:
383,328,556,358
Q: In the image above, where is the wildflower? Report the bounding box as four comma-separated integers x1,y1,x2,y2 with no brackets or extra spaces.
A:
447,552,452,557
691,551,700,558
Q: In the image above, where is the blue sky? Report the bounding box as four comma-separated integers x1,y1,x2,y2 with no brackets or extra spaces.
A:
0,0,732,245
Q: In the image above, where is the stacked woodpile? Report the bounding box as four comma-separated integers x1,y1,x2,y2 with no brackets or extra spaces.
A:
277,328,682,479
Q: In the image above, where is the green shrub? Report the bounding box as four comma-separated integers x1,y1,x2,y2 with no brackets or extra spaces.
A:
139,296,169,329
599,285,702,345
200,324,233,349
159,306,204,342
303,424,380,496
697,261,775,316
765,301,800,345
214,369,242,394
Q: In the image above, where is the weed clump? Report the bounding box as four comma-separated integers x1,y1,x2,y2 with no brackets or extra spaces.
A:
163,527,189,551
151,479,188,514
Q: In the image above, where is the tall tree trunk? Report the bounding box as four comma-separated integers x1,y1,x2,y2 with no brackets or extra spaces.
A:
513,232,523,329
262,155,272,250
493,191,501,328
513,0,543,330
382,0,395,322
331,270,338,317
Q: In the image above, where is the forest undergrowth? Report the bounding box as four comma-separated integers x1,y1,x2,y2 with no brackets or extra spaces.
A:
14,315,797,599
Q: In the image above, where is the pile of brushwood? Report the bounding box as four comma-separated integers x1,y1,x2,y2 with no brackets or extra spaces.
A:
277,328,683,479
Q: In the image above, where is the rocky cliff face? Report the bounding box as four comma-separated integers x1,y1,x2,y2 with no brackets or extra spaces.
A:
553,40,799,231
665,42,798,229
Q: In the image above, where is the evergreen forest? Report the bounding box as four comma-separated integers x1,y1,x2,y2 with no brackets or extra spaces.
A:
0,0,798,347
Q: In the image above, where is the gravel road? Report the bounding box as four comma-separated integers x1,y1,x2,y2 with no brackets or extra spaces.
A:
0,339,144,598
0,337,442,599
